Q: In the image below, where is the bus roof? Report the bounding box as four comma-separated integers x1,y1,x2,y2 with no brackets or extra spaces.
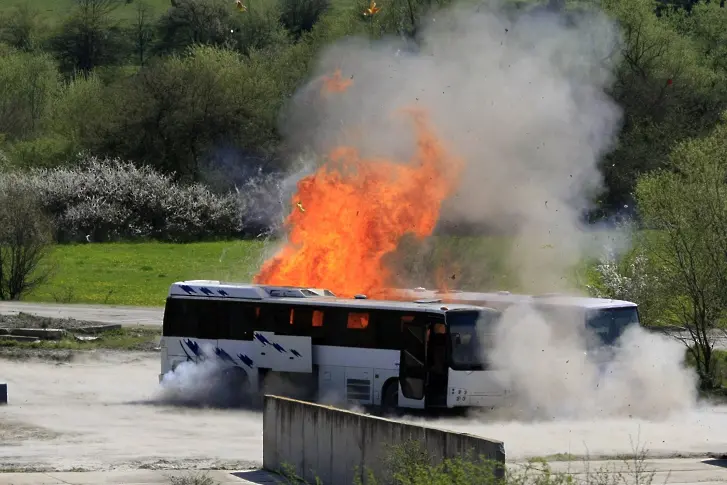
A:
393,288,637,310
168,281,492,314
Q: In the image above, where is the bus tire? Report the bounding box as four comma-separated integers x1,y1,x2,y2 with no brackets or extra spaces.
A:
380,379,399,416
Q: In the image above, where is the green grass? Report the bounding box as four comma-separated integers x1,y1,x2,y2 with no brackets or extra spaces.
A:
0,0,172,25
0,326,160,351
27,240,269,307
22,235,593,307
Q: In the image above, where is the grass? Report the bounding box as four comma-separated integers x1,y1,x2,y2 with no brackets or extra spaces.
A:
22,236,539,306
27,240,269,307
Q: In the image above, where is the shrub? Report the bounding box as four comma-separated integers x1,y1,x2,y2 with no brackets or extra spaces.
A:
0,185,54,300
0,157,246,243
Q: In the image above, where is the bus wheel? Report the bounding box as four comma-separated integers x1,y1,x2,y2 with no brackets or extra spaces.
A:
380,380,399,416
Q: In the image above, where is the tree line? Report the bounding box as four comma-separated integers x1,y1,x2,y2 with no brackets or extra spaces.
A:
0,0,724,207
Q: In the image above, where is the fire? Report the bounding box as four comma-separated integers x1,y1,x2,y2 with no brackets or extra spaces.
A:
254,108,462,298
321,69,353,95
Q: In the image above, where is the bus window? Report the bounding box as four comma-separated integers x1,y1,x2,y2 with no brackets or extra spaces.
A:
312,310,324,327
163,298,201,338
288,306,313,336
586,306,640,346
347,312,369,329
373,311,406,350
446,310,489,371
227,303,258,341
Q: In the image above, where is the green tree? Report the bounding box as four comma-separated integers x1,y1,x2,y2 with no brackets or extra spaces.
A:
0,2,48,52
0,50,59,140
635,113,727,390
598,0,727,211
49,0,129,74
94,45,284,179
278,0,330,39
229,1,290,56
157,0,234,53
128,0,156,66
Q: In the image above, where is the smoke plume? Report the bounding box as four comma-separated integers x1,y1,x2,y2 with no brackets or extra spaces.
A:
280,0,624,292
487,304,699,420
269,0,699,420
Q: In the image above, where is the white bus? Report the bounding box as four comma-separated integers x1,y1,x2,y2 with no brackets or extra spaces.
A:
394,288,641,355
160,280,509,412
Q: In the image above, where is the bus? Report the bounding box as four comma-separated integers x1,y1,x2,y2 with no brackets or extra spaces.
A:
160,280,509,412
393,288,641,357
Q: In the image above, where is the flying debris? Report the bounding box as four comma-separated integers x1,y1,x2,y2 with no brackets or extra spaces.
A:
296,201,306,213
363,1,381,16
235,0,247,12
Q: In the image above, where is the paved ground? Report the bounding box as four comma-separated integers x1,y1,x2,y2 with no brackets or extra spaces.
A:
0,469,278,485
0,459,725,485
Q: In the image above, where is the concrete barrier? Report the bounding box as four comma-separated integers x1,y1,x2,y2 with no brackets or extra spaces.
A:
263,395,505,485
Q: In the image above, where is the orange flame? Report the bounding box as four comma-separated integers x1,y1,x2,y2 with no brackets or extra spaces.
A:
254,108,462,298
321,69,353,95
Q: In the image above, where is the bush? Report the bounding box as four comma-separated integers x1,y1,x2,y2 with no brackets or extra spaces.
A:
0,157,246,243
0,185,54,301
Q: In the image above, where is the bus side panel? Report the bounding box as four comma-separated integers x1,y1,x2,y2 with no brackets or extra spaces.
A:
315,346,399,407
447,369,510,408
252,331,312,373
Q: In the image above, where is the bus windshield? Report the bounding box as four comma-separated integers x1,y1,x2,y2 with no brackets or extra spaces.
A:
446,310,494,370
586,306,640,346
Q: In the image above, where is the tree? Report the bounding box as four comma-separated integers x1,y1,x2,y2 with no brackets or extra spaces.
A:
278,0,330,39
0,2,47,52
129,0,155,66
598,0,727,212
635,113,727,389
49,0,128,74
0,183,54,301
156,0,233,53
94,45,284,180
0,50,59,140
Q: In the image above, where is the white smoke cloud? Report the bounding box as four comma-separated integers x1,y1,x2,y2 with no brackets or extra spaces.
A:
488,304,699,420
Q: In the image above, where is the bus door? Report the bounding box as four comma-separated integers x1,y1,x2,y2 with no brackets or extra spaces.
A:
425,318,449,407
398,315,427,409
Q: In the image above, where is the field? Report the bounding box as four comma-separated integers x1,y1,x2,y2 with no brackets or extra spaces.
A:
28,240,270,307
24,236,536,306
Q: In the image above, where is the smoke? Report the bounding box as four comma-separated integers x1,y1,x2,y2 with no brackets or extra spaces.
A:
487,304,699,420
155,343,257,409
279,0,625,292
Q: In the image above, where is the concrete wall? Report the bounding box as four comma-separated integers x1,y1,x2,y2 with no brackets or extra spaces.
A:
263,395,505,485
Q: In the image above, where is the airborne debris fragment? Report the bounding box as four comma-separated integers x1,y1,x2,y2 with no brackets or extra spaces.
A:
235,0,247,12
363,1,381,16
296,201,305,212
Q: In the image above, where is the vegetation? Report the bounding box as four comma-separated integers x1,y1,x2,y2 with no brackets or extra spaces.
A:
215,439,662,485
25,240,267,306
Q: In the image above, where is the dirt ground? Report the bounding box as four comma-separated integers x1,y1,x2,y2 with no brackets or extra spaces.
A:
0,312,103,330
1,351,727,472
